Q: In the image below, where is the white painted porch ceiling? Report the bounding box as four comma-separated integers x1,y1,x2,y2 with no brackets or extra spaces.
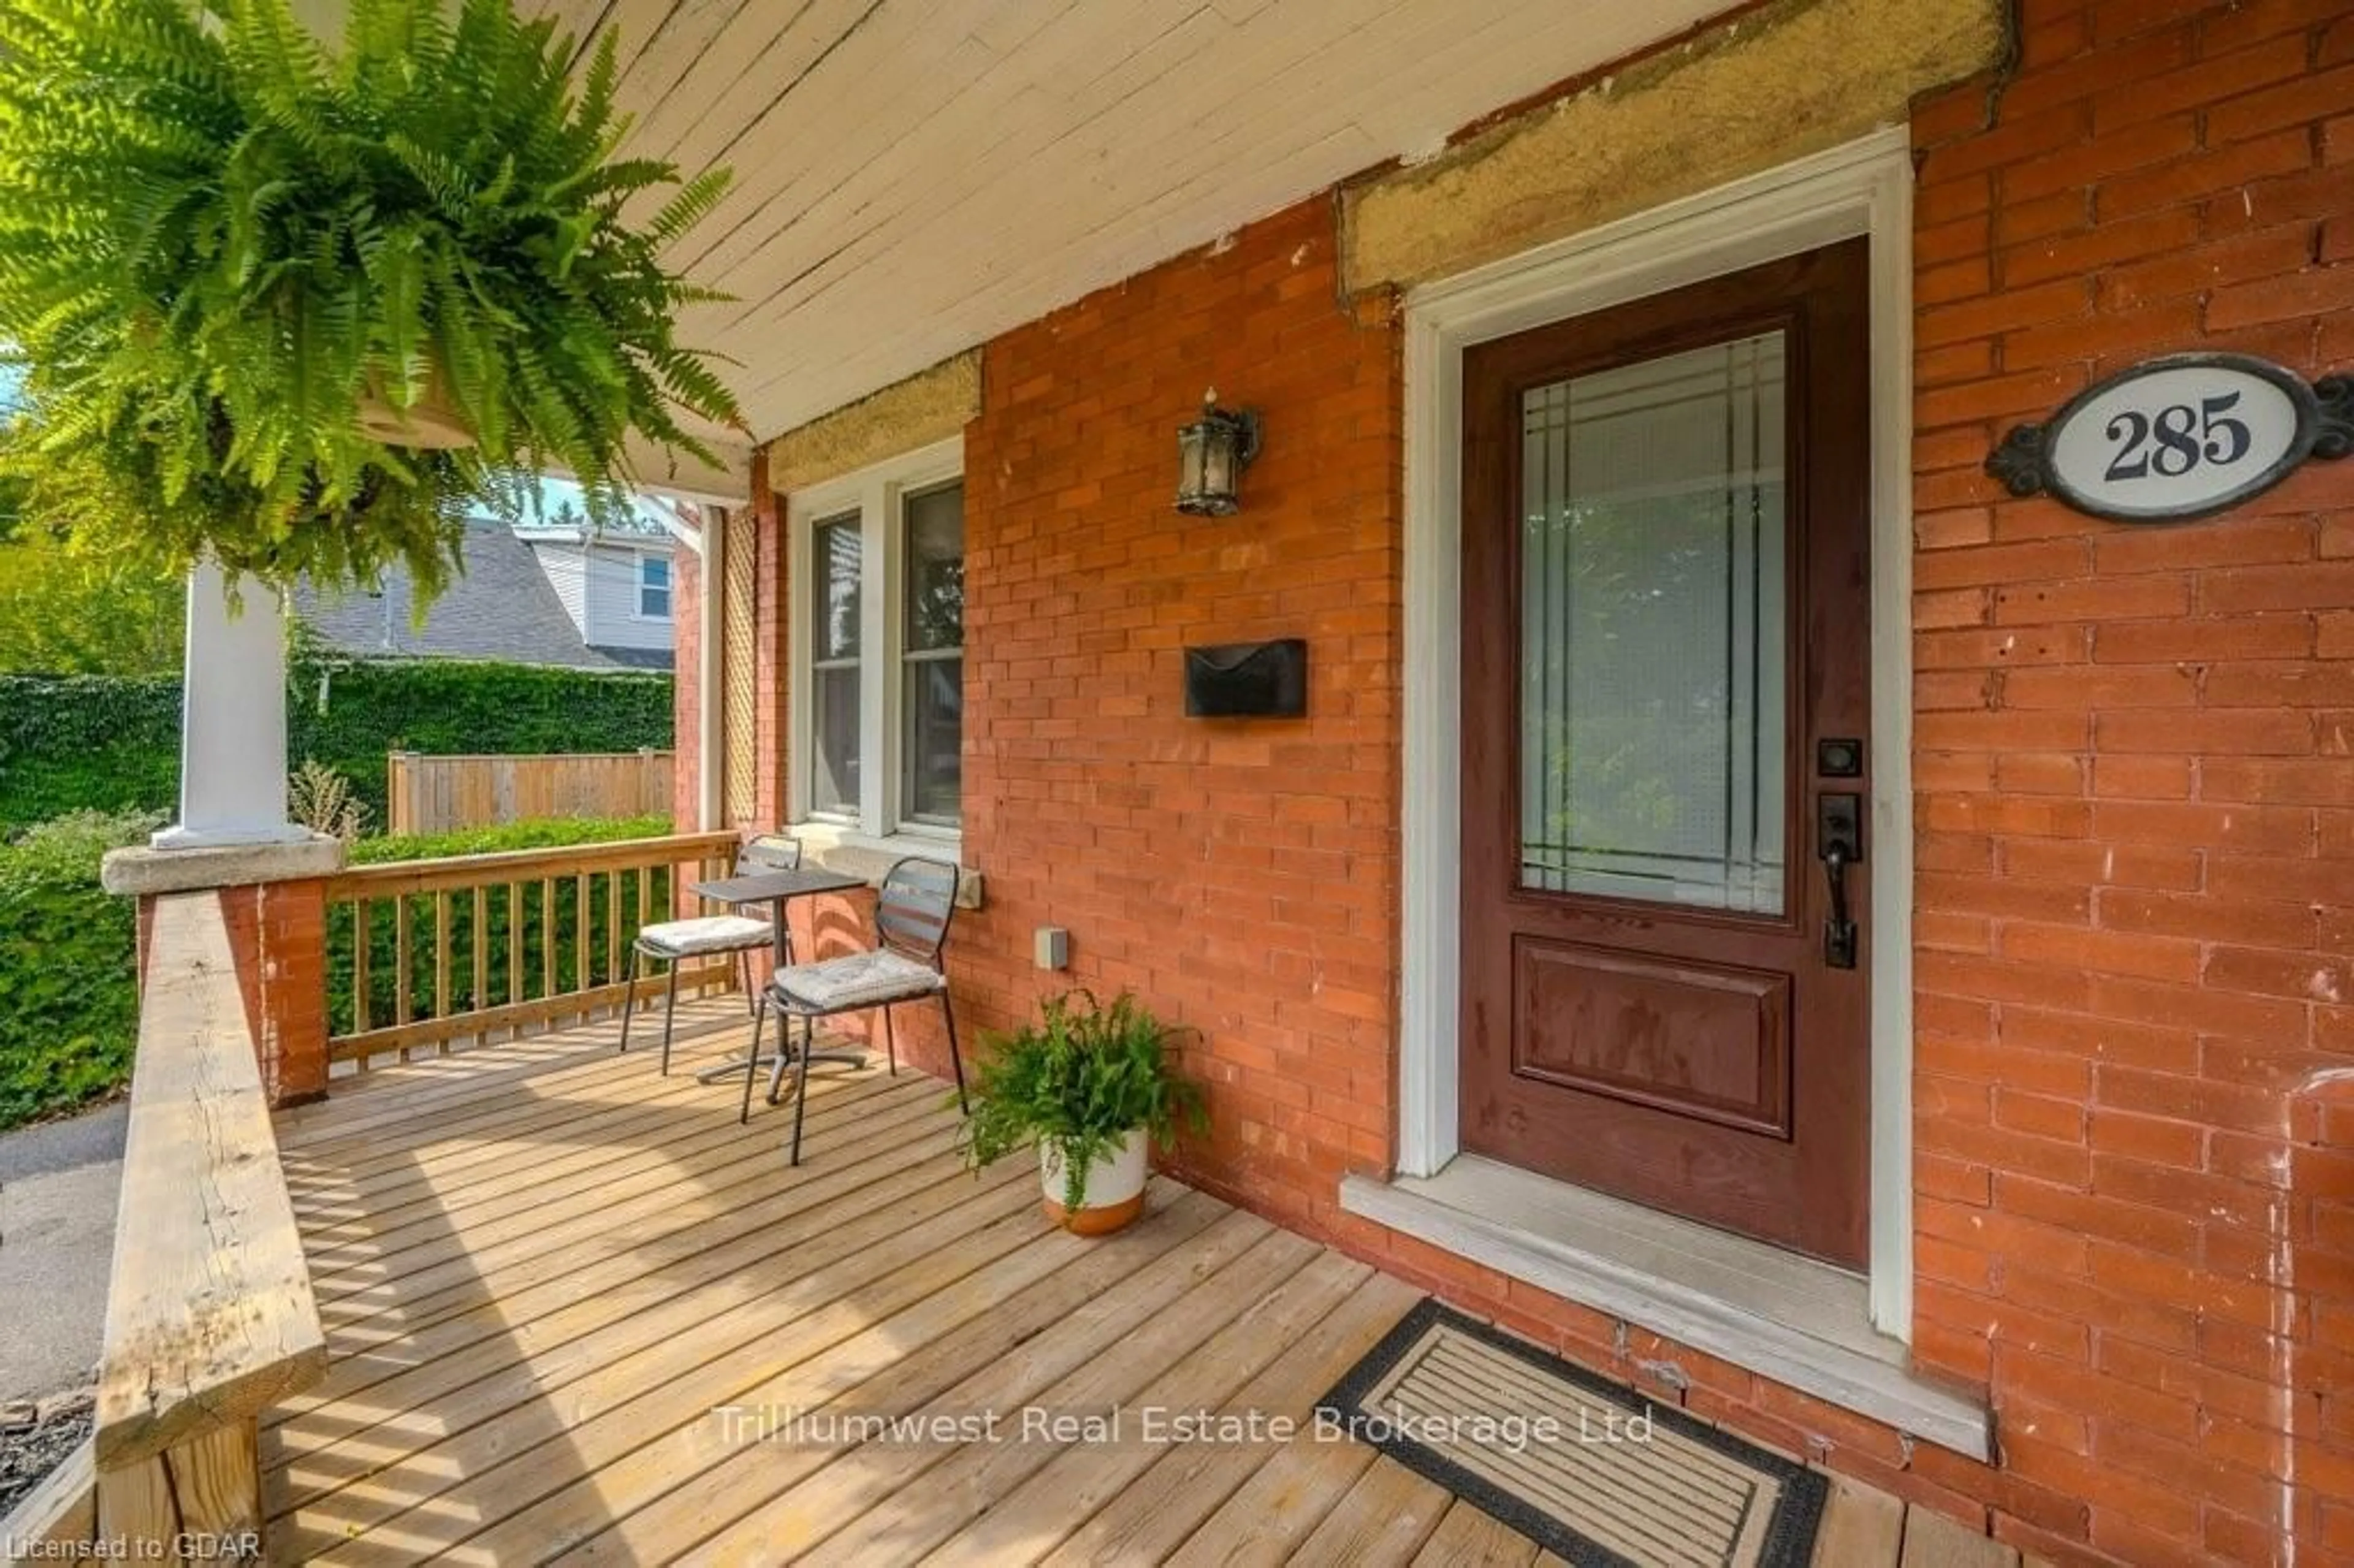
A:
334,1,1740,473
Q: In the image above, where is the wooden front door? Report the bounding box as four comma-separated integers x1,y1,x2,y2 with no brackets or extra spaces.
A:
1458,241,1873,1268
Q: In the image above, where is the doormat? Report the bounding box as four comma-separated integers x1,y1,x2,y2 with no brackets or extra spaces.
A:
1317,1299,1826,1567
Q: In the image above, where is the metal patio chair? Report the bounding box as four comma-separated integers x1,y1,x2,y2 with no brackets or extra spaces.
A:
620,833,801,1075
743,856,967,1165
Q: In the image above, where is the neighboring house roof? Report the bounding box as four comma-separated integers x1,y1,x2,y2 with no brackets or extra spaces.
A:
292,519,673,671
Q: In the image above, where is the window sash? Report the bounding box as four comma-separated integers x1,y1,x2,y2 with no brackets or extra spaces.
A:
638,557,672,618
809,661,859,817
899,481,963,827
812,514,862,660
900,649,962,828
809,512,864,818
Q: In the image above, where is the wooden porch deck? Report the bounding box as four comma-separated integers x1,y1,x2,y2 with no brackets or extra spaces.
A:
262,1002,2016,1567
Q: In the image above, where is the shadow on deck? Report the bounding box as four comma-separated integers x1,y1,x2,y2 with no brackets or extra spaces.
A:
262,1002,1990,1567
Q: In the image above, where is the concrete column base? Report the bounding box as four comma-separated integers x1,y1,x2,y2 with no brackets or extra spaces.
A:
102,837,346,897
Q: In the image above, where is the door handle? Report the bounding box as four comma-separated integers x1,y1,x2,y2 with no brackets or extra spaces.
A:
1817,793,1864,970
1822,844,1857,970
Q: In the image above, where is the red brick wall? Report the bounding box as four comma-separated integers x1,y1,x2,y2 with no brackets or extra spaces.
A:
939,197,1405,1235
2293,1077,2354,1558
1906,1,2353,1561
140,881,329,1108
726,2,2354,1559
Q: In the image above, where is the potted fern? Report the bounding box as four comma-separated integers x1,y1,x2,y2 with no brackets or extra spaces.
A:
0,0,742,603
959,991,1207,1236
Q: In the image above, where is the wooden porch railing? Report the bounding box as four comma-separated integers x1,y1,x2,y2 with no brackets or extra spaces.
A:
320,830,743,1067
0,892,327,1558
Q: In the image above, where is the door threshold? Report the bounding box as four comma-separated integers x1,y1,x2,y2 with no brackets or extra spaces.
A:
1339,1155,1990,1461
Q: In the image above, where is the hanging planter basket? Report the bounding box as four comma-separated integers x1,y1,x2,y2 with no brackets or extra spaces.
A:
0,0,746,600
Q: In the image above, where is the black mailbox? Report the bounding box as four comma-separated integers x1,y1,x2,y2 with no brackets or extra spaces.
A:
1183,639,1308,718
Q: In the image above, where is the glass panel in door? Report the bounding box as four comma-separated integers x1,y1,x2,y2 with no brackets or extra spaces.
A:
1518,331,1788,913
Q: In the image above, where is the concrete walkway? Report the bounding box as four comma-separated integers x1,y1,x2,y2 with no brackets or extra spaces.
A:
0,1102,124,1402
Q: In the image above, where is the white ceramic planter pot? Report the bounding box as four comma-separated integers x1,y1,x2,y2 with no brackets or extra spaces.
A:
1040,1130,1148,1236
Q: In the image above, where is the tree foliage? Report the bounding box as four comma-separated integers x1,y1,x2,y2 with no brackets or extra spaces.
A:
0,0,743,602
0,542,185,675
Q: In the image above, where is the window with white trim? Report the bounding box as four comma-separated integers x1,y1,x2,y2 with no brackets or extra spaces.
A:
637,554,672,618
790,439,964,839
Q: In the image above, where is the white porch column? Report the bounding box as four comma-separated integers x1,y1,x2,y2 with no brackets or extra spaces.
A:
151,557,307,850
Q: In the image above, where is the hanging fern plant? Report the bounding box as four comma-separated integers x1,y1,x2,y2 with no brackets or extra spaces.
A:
0,0,744,603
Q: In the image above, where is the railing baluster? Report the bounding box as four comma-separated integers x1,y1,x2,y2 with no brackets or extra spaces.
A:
604,870,621,1005
540,877,556,1003
574,871,590,1022
472,885,488,1017
506,881,524,1041
315,832,741,1066
634,865,652,1008
394,894,413,1044
352,899,371,1037
432,891,453,1053
704,854,723,1000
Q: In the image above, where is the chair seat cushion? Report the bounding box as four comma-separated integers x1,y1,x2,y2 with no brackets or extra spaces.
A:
637,915,774,957
770,948,944,1011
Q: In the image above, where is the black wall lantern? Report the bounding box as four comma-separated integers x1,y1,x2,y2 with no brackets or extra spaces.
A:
1175,389,1262,516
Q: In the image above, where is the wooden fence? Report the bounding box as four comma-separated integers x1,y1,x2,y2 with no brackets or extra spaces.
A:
386,749,674,834
319,830,742,1067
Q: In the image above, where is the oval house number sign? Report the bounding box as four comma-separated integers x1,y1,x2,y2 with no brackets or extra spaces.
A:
1987,353,2351,522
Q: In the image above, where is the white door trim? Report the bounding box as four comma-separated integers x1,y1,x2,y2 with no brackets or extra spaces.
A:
1398,127,1917,1338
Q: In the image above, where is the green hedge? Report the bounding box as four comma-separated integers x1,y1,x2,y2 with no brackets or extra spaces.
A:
346,815,676,866
0,812,680,1131
0,677,181,834
0,658,673,835
330,815,679,1037
0,811,156,1128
